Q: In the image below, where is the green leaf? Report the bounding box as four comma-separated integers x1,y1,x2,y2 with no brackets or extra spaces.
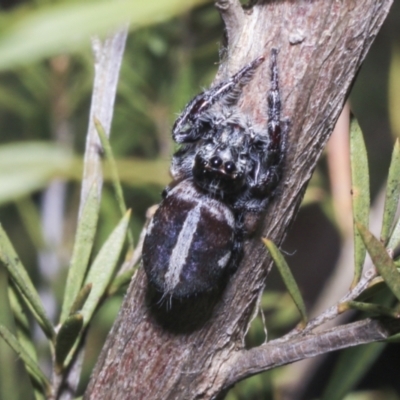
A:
387,217,400,254
0,141,170,199
356,222,400,302
320,342,385,400
33,389,46,400
0,325,50,394
0,0,208,72
0,142,72,205
0,225,55,339
62,212,131,367
106,158,170,186
69,284,92,316
343,300,400,318
262,238,307,326
350,118,370,286
8,286,38,363
389,45,400,139
60,183,99,323
0,83,34,117
81,210,131,327
95,117,134,249
15,197,45,250
55,313,84,371
94,118,125,215
108,269,135,297
267,298,300,329
355,276,387,302
381,139,400,245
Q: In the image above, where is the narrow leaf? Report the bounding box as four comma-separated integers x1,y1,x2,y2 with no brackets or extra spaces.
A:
95,117,134,249
0,225,55,339
108,269,135,296
55,313,84,371
355,276,387,302
381,139,400,245
33,389,45,400
15,197,45,250
0,142,170,200
95,118,125,215
388,217,400,253
60,183,99,323
350,118,370,286
357,222,400,302
0,0,208,72
321,342,385,400
263,238,307,326
106,158,170,186
63,213,131,367
81,210,131,327
389,45,400,139
0,269,19,400
0,325,50,391
8,286,38,363
343,300,400,318
0,142,72,205
69,284,92,316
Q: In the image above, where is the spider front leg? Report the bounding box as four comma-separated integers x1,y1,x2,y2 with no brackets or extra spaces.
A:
235,49,288,214
170,144,197,181
267,48,287,159
172,56,265,144
259,48,288,189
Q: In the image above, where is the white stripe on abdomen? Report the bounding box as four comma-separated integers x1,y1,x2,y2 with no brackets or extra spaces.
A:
164,203,202,292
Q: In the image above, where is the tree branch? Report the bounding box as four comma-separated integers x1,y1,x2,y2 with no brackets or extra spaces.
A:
215,0,245,50
274,267,378,344
84,1,394,399
223,318,400,389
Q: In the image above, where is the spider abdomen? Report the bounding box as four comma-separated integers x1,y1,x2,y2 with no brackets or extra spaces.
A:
142,181,235,298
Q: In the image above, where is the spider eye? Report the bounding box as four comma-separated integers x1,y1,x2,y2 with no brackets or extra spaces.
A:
200,120,212,130
210,156,223,168
224,161,236,173
195,154,207,168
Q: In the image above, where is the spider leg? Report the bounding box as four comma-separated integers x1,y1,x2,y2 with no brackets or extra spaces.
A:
261,48,288,183
172,56,265,144
170,144,196,181
234,49,288,214
267,48,285,156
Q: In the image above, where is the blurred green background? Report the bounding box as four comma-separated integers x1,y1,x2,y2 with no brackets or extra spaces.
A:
0,1,399,399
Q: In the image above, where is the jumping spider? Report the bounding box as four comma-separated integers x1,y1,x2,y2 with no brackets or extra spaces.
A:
142,48,288,299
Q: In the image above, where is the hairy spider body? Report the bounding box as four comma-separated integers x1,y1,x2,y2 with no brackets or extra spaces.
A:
142,49,287,299
142,182,238,298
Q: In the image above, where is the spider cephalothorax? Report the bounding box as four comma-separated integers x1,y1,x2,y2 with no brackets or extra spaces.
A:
142,49,288,299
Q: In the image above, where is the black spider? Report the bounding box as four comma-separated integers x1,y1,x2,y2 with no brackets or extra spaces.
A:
142,48,288,299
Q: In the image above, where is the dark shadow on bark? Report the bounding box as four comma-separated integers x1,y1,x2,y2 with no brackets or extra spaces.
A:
145,274,230,334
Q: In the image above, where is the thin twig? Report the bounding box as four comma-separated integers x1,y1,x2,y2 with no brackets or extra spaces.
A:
279,186,387,398
225,317,400,388
274,267,378,343
215,0,245,48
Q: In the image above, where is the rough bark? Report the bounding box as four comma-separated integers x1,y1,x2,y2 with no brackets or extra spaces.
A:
85,1,394,399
